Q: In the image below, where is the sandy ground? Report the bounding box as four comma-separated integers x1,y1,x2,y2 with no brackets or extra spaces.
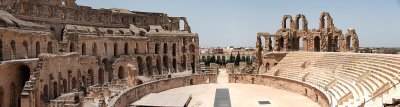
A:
134,69,320,107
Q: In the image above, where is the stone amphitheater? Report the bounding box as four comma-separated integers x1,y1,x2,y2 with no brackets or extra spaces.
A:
0,0,399,107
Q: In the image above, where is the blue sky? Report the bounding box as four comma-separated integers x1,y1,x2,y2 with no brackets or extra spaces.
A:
77,0,400,48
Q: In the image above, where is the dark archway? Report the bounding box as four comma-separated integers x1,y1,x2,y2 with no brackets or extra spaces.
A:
11,65,30,107
53,82,58,99
70,42,75,52
163,56,169,71
10,40,16,58
0,87,4,107
98,68,104,85
114,43,118,57
189,79,194,85
62,79,67,93
81,75,87,88
346,35,352,51
92,43,97,56
163,43,168,54
124,42,128,55
42,84,48,101
0,39,3,61
333,36,339,52
81,43,86,55
137,56,144,75
47,42,52,54
172,43,176,56
72,77,77,90
146,56,153,76
104,43,108,55
173,58,177,72
155,43,160,54
23,41,28,58
118,66,125,79
156,57,162,75
278,36,284,51
36,41,40,57
328,36,333,52
314,36,321,52
189,44,195,52
191,55,196,73
88,69,94,86
181,55,187,70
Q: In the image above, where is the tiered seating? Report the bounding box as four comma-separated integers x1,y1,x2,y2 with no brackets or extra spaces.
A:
264,52,400,107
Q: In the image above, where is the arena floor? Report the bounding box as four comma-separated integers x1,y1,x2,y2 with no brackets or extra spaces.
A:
134,69,320,107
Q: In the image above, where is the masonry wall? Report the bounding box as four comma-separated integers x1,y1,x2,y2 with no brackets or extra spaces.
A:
108,74,217,107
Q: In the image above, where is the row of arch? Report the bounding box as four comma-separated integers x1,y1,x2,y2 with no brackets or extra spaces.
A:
256,12,359,53
0,39,53,60
77,42,138,57
136,55,196,76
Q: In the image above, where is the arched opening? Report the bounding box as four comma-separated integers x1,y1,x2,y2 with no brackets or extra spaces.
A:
22,41,28,58
333,36,339,52
137,57,144,75
284,17,291,29
179,20,185,31
10,40,16,57
43,84,48,100
155,43,160,54
278,36,284,51
70,42,75,52
98,68,104,85
137,80,143,85
297,17,304,30
189,79,193,85
346,35,352,51
173,58,177,72
135,43,139,54
163,56,169,71
72,77,77,90
0,39,3,61
81,75,87,87
124,42,128,55
47,42,52,54
321,15,328,29
156,57,162,75
297,37,303,51
189,44,195,52
107,29,113,34
172,43,176,56
146,56,153,76
36,41,40,57
10,65,30,107
302,38,308,51
62,79,67,93
328,35,334,52
265,63,270,71
191,55,196,73
181,55,187,70
118,66,125,79
53,82,58,99
104,43,108,55
88,69,94,86
314,36,321,52
92,43,97,56
118,30,124,35
81,43,86,55
114,43,118,57
163,43,168,54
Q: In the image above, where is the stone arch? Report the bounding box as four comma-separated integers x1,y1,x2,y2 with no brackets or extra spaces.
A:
10,40,16,58
114,43,118,57
302,37,308,51
81,75,87,88
70,42,75,52
137,56,144,75
22,41,28,58
124,42,128,55
179,19,185,31
278,36,284,51
314,36,321,52
72,77,77,90
191,55,196,73
10,64,30,107
328,35,333,52
155,43,160,54
53,82,58,99
172,43,177,56
137,80,143,85
36,41,40,57
118,66,125,79
107,29,113,34
62,79,67,93
319,12,334,30
282,15,293,29
47,41,52,53
181,55,187,70
345,29,359,52
88,69,94,86
156,56,162,75
163,43,168,54
189,79,194,85
189,44,195,52
92,43,97,56
163,55,169,70
146,56,153,76
295,14,308,31
118,30,124,35
42,84,49,100
81,43,86,55
94,69,102,86
173,58,177,72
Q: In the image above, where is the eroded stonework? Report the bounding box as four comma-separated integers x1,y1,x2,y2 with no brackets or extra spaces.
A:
0,1,201,107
